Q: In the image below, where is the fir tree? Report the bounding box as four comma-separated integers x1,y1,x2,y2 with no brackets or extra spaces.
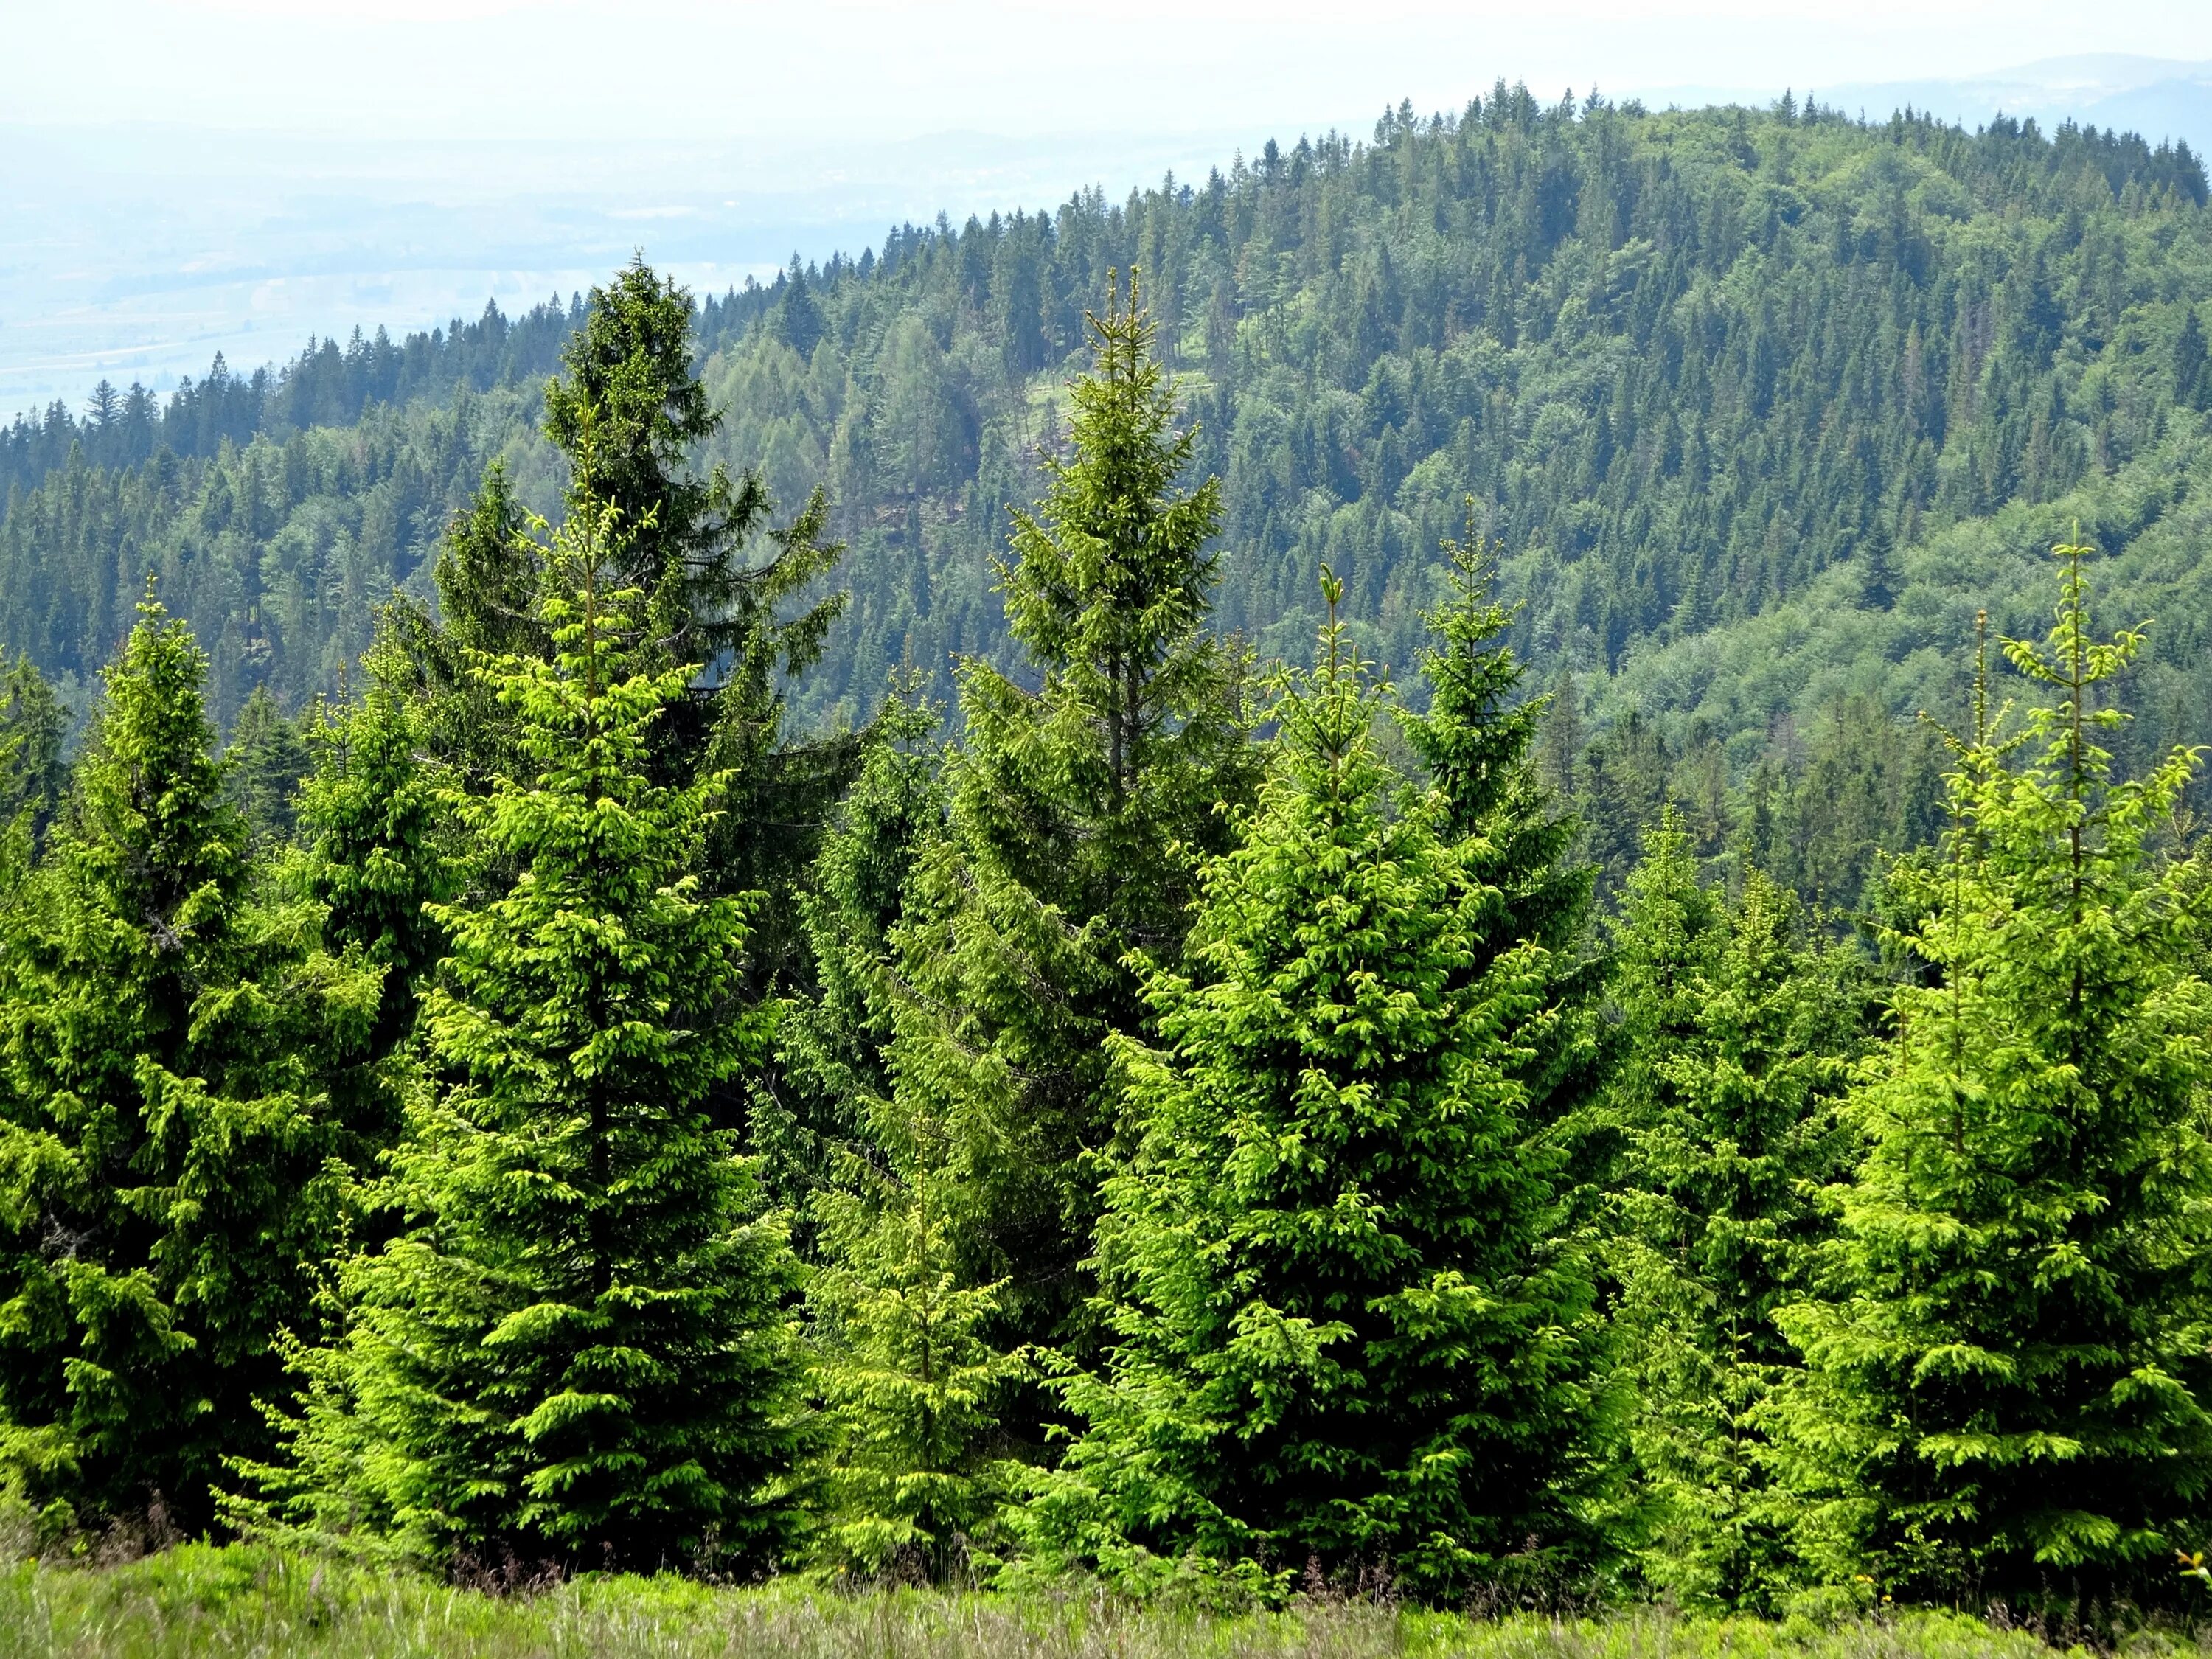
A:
1772,543,2212,1605
1028,574,1605,1600
0,593,376,1528
888,271,1258,1349
271,490,803,1570
1606,810,1863,1609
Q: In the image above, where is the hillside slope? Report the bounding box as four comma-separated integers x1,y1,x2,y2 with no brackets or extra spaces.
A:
4,90,2208,894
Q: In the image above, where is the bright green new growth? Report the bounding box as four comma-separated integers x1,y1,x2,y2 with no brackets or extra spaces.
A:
1605,810,1864,1610
293,625,453,1057
1773,543,2212,1604
806,1152,1029,1582
0,592,377,1531
1030,574,1602,1600
271,486,803,1571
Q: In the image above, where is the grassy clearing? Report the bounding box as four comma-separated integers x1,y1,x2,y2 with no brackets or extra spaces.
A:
0,1545,2185,1659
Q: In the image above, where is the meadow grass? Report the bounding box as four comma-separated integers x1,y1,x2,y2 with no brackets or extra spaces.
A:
0,1544,2191,1659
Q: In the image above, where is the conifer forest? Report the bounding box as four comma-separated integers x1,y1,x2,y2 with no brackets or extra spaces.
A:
13,90,2212,1638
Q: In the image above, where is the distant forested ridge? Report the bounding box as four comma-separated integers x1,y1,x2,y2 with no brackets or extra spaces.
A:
5,89,2211,904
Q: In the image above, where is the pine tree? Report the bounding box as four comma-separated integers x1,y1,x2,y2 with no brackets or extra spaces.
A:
1027,574,1605,1600
270,490,804,1571
1606,810,1863,1609
1772,543,2212,1606
887,271,1258,1349
0,593,376,1528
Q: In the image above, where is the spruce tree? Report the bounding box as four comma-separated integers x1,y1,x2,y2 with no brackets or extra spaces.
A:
1772,543,2212,1606
0,594,376,1528
293,625,453,1058
399,259,856,988
1396,509,1599,1137
0,653,68,841
1606,810,1864,1609
768,682,942,1231
887,271,1258,1349
224,684,311,852
805,1152,1027,1581
1029,575,1604,1599
275,490,804,1571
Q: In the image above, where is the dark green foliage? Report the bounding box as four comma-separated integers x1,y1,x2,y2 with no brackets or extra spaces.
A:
1605,811,1865,1609
0,297,584,508
886,276,1259,1352
1772,546,2212,1606
16,105,2212,930
223,685,311,852
1029,579,1604,1600
768,684,943,1230
2174,307,2209,411
1397,511,1598,1123
269,499,802,1571
0,595,377,1530
0,654,67,839
403,258,858,995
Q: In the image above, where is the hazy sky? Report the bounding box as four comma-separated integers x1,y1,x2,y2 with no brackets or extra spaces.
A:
14,0,2211,143
7,1,2212,417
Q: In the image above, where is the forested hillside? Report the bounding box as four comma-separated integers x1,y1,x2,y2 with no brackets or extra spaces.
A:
7,100,2212,1616
5,89,2211,907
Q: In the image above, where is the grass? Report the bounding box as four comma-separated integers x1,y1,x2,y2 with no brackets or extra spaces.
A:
0,1545,2190,1659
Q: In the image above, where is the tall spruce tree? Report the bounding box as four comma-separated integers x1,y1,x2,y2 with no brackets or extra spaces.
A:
1606,810,1864,1609
268,488,803,1570
0,594,377,1528
1772,543,2212,1606
886,271,1258,1350
400,258,855,990
1396,509,1601,1141
1026,575,1605,1600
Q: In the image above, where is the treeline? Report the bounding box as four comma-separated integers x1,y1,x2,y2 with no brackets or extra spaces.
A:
1,262,2210,1627
0,295,585,505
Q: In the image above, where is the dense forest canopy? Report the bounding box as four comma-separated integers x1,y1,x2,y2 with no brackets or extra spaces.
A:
4,90,2211,898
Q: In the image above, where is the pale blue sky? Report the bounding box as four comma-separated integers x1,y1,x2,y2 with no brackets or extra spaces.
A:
6,1,2212,418
10,0,2207,141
